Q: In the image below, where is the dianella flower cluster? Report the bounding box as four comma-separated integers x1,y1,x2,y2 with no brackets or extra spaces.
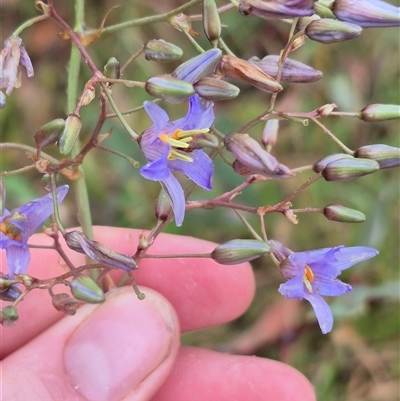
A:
0,0,399,337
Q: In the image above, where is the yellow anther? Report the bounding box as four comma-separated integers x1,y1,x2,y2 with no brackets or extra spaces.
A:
304,264,314,282
168,149,193,162
0,217,23,242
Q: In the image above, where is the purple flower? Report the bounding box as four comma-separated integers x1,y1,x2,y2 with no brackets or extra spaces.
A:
139,95,214,226
269,241,378,333
0,186,68,277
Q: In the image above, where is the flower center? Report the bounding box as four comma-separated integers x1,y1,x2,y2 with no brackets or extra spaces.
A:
0,216,23,242
158,128,209,161
303,264,314,293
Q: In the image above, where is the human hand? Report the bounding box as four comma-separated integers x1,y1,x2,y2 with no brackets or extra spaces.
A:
1,227,316,401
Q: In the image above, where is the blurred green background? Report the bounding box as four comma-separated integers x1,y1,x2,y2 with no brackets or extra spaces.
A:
1,1,399,400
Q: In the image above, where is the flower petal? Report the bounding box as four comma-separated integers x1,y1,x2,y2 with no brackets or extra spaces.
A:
311,274,352,296
331,246,379,271
160,172,185,226
303,292,334,334
174,95,214,130
143,101,170,134
5,244,30,277
169,150,213,190
278,274,304,299
140,151,171,181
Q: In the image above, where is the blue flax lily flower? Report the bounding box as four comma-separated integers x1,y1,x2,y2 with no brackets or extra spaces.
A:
269,241,378,334
0,185,68,277
140,95,214,226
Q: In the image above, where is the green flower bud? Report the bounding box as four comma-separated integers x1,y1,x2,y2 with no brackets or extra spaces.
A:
103,57,121,80
203,0,221,47
322,157,379,181
52,293,78,315
354,144,400,169
188,131,220,150
193,77,240,100
314,1,336,18
305,18,362,44
323,204,366,223
358,104,400,122
211,239,272,265
143,40,183,63
145,75,195,103
70,275,105,303
1,305,19,327
35,118,65,148
0,274,13,291
155,188,173,222
313,153,354,173
58,113,82,155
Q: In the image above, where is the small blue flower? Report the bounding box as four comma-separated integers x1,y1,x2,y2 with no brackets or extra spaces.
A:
140,95,214,226
0,186,68,277
269,241,378,334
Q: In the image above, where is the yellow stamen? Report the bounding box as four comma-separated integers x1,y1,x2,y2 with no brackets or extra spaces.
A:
158,134,190,149
0,217,23,242
304,264,314,282
168,149,193,162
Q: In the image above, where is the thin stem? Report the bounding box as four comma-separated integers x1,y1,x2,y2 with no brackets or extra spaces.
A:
121,48,144,74
181,28,205,53
95,145,140,168
0,143,60,165
190,3,235,20
234,209,264,241
97,78,145,88
291,207,323,213
219,38,236,57
291,165,313,174
49,175,66,234
140,253,211,259
13,14,49,36
0,165,36,176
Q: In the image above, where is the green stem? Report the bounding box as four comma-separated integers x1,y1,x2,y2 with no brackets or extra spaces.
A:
181,29,205,53
218,38,236,57
13,15,49,36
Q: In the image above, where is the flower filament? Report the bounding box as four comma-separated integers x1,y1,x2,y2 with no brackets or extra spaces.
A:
303,264,315,293
0,216,23,242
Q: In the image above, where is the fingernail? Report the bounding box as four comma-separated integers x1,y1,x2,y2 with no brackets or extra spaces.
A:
64,287,177,401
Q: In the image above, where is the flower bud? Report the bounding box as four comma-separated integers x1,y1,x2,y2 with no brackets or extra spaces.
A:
0,284,22,302
203,0,221,47
238,0,315,19
172,48,222,83
58,113,82,155
65,231,138,271
220,55,283,93
70,275,105,303
1,305,19,327
169,13,199,36
316,103,337,117
34,118,65,148
248,55,323,83
262,118,279,149
0,273,13,291
323,204,366,223
145,75,195,103
305,19,362,44
155,188,172,222
313,153,354,173
354,144,400,169
358,104,400,122
313,1,336,18
188,131,220,150
322,157,379,181
103,57,121,79
225,133,293,179
52,293,78,315
0,91,5,109
211,239,272,265
143,40,183,63
332,0,400,27
80,85,95,106
193,77,240,100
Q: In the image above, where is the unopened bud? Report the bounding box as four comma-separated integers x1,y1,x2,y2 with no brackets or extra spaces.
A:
70,275,105,303
332,0,400,28
358,104,400,122
103,57,121,79
225,133,293,179
248,55,323,83
221,55,283,93
0,274,14,291
169,13,199,36
58,113,82,155
172,48,222,83
35,118,65,148
155,188,172,222
262,119,279,149
0,91,6,109
322,157,379,181
65,231,138,271
188,131,220,150
0,284,22,302
354,144,400,169
145,75,195,103
238,0,315,19
313,1,336,18
313,153,354,173
1,305,19,326
144,40,183,63
81,85,95,106
316,103,337,117
52,293,78,315
194,77,240,100
203,0,221,47
323,204,366,223
305,19,362,44
211,239,271,265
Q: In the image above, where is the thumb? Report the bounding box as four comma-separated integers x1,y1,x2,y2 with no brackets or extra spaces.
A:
2,287,180,401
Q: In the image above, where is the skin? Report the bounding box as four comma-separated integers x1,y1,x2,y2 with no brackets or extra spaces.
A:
0,226,316,401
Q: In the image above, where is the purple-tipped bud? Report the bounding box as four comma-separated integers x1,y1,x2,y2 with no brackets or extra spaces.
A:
35,118,65,148
225,133,293,179
52,293,78,315
221,55,283,93
313,153,354,173
0,305,19,327
359,104,400,122
172,48,222,84
323,204,366,222
194,77,240,100
145,75,195,103
203,0,222,47
305,18,362,43
322,157,380,181
354,144,400,169
267,240,293,262
70,276,105,303
332,0,400,27
58,113,82,155
144,40,183,63
103,57,121,79
238,0,316,19
262,119,279,149
0,284,22,302
248,55,323,83
211,239,272,265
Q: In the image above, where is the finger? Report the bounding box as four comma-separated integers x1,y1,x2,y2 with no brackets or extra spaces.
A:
2,287,180,401
151,346,316,401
